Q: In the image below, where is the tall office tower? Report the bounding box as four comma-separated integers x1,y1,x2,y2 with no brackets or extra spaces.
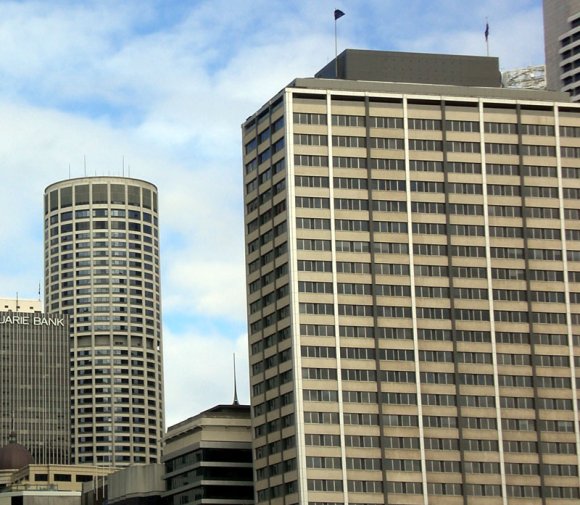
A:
44,177,164,466
243,49,580,505
543,0,580,98
0,301,69,464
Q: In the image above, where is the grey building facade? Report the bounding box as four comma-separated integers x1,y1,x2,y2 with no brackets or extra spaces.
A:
44,176,164,466
0,308,69,464
543,0,580,98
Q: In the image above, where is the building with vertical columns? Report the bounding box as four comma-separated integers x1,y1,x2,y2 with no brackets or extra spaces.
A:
0,301,69,465
243,50,580,504
44,177,164,466
543,0,580,98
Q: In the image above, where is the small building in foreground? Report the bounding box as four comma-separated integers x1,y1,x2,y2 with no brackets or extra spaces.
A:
79,403,254,505
0,438,115,505
163,404,254,505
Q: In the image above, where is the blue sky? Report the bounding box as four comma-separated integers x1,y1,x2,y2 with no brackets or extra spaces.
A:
0,0,544,425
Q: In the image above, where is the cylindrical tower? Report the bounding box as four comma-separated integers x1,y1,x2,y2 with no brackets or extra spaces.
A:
43,177,164,465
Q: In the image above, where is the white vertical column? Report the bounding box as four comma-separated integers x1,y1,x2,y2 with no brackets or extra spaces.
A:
478,99,508,505
284,88,309,505
402,96,429,505
323,91,349,504
553,104,580,489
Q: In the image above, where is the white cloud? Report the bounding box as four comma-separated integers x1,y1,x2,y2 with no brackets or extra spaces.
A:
163,328,249,427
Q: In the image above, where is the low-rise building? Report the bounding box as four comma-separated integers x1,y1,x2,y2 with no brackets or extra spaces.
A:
0,439,114,505
163,404,254,505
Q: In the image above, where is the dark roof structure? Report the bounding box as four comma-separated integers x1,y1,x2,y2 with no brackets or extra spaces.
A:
0,434,34,470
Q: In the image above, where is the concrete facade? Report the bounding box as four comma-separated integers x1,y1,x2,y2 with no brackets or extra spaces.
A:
0,308,69,464
244,50,580,504
0,298,41,313
543,0,580,97
107,463,164,504
0,463,115,505
43,177,164,466
163,404,254,505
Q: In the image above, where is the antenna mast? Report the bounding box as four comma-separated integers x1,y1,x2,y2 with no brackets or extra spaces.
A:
233,353,239,405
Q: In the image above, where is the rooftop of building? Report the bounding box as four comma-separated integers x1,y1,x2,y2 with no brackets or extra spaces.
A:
310,49,570,102
164,404,252,444
245,49,572,125
167,404,251,432
289,75,571,103
316,49,503,87
44,175,158,193
0,298,41,313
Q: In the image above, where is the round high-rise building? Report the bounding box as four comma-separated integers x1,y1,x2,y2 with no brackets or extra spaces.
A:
44,177,164,465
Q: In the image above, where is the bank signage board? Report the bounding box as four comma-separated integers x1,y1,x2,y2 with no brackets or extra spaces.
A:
0,314,66,327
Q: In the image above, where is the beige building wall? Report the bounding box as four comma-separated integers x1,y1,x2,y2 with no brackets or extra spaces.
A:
244,75,580,504
0,492,81,505
0,298,41,312
0,462,114,505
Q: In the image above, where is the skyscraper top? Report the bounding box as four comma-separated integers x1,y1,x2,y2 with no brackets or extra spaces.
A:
45,175,158,193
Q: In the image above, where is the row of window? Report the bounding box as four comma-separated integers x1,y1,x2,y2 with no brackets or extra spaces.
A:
302,369,577,391
303,434,577,457
293,112,579,138
296,260,580,283
294,241,580,265
295,218,580,240
290,155,580,180
383,414,562,433
291,175,580,199
298,299,580,323
294,325,577,348
304,480,579,498
302,389,577,411
295,281,579,304
294,196,575,215
301,344,573,366
251,327,578,357
48,208,154,224
293,133,575,157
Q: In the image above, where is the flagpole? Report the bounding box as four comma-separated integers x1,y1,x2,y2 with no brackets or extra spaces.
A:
485,17,489,57
334,17,338,77
333,9,345,78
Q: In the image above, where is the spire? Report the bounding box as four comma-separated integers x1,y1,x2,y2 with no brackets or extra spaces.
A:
233,353,239,405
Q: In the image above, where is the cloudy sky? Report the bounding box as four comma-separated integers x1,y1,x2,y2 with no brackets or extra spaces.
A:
0,0,544,426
